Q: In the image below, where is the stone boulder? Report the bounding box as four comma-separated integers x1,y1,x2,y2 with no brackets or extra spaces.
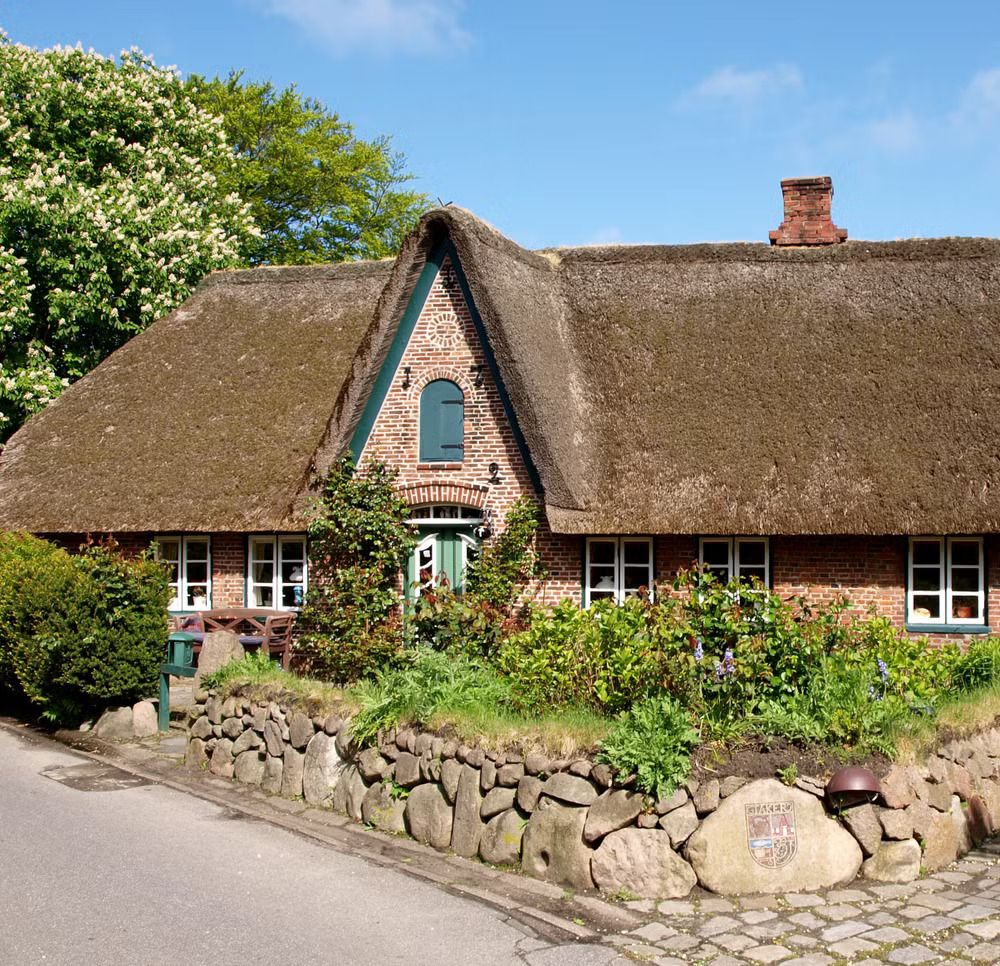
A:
93,706,134,740
234,750,265,785
361,783,407,834
540,773,597,806
861,839,921,883
840,803,882,857
186,737,208,769
584,789,645,844
659,801,698,847
481,786,516,820
591,828,697,898
209,737,235,778
451,764,485,857
287,712,315,750
332,764,368,822
686,779,862,895
193,631,244,687
480,809,525,866
131,701,158,738
261,755,283,795
302,732,345,806
521,798,595,890
281,747,304,798
440,758,462,803
405,783,454,850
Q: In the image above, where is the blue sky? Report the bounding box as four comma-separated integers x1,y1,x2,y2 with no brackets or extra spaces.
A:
3,1,1000,249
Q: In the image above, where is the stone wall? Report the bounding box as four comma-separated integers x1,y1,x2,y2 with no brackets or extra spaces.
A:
187,693,1000,897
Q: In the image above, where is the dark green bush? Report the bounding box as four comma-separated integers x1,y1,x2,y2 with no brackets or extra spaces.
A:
597,694,701,800
0,534,171,723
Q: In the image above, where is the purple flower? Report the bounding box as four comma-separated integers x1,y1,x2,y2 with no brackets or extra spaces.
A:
694,639,704,662
714,662,724,680
723,648,736,675
877,658,889,682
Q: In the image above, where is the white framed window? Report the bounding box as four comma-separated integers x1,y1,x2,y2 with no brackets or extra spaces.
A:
699,537,770,587
248,535,308,610
408,504,483,525
908,536,984,626
585,537,654,605
156,536,211,611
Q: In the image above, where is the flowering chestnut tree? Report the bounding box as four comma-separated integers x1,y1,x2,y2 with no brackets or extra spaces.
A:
0,35,258,439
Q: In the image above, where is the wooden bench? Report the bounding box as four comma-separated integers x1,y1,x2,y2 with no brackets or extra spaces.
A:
169,608,295,670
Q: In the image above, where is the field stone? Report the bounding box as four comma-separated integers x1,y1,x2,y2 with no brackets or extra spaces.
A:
323,714,341,736
302,732,345,806
221,717,244,740
231,728,262,757
655,788,688,815
361,783,407,834
693,779,720,815
720,776,747,798
209,738,235,778
584,789,645,843
441,759,462,803
332,764,368,822
591,763,614,787
637,813,659,828
405,783,454,850
541,773,597,806
211,725,223,738
517,775,545,813
592,827,697,898
451,764,485,857
480,808,525,866
256,718,280,754
356,747,388,783
281,747,304,798
497,763,524,787
878,807,914,840
194,631,244,687
481,759,497,791
906,800,936,839
861,839,921,883
261,755,283,794
525,752,549,776
205,697,224,724
569,760,592,778
481,786,516,820
841,803,883,857
659,801,698,847
190,716,213,740
879,766,914,809
334,721,355,759
968,794,994,844
185,737,208,768
252,707,267,732
521,798,595,891
465,747,485,767
94,706,134,740
394,752,421,788
686,779,863,895
234,750,265,785
288,712,315,750
131,701,158,738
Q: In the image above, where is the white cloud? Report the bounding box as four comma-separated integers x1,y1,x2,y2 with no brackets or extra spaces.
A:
257,0,471,56
676,63,802,111
951,68,1000,133
865,111,921,153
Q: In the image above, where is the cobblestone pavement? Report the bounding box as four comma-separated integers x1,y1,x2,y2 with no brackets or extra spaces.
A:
605,841,1000,965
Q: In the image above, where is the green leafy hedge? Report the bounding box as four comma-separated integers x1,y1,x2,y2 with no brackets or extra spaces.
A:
0,533,170,723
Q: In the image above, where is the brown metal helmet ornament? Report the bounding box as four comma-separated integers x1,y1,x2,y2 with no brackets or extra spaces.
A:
825,766,880,807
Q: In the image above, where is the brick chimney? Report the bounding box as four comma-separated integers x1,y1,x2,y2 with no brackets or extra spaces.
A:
769,176,847,246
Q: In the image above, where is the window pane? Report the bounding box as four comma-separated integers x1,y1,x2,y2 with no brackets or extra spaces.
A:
912,595,941,619
252,539,274,561
253,585,274,607
186,584,208,607
739,567,767,584
589,568,616,591
913,569,942,592
186,539,208,561
281,585,304,608
157,539,180,564
951,541,980,567
589,541,615,565
738,541,766,566
281,561,305,583
951,568,980,593
186,562,208,584
952,596,981,621
912,540,941,566
590,589,615,600
702,541,729,567
623,541,650,565
253,562,274,584
162,562,180,585
281,540,305,561
707,566,729,583
623,566,650,591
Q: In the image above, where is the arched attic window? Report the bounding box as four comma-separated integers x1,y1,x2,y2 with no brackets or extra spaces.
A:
419,379,465,462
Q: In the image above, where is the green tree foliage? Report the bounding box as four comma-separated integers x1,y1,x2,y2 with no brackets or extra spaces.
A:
296,458,417,683
0,36,257,440
0,533,171,723
186,71,430,265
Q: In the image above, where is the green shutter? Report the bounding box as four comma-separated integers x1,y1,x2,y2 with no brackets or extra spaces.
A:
419,380,464,461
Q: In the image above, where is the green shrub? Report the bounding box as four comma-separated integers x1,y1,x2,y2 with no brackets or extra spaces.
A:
348,648,519,744
497,597,681,714
0,535,171,723
951,637,1000,692
296,457,416,683
201,650,279,690
597,695,700,801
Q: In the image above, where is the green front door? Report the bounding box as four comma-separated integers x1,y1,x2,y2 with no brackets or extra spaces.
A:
406,527,478,599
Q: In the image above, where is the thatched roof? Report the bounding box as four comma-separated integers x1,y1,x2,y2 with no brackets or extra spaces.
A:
3,204,1000,536
0,261,391,533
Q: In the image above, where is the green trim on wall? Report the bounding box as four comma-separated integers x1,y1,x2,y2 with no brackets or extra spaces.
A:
349,246,446,459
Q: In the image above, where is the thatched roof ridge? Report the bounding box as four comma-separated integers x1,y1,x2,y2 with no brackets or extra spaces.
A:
0,260,391,533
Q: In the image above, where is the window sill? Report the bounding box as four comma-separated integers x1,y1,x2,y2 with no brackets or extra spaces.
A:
417,462,464,470
905,623,990,635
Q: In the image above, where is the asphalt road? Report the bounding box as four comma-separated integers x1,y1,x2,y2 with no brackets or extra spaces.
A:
0,728,622,966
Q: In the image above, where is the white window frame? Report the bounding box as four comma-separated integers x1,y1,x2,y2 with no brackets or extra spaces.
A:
155,535,212,612
248,534,308,611
407,504,483,526
698,537,770,587
412,532,438,597
584,537,654,605
907,536,984,626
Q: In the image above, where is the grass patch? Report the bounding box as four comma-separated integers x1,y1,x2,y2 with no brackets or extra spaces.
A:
889,682,1000,763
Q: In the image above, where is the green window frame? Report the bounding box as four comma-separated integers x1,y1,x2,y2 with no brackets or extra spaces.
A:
419,379,464,462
